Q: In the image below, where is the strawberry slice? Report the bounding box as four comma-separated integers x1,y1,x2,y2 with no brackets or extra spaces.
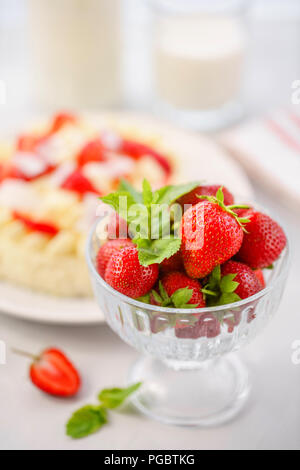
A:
13,211,59,236
17,135,46,152
120,139,172,177
77,139,106,167
50,112,77,134
61,169,99,196
13,347,81,397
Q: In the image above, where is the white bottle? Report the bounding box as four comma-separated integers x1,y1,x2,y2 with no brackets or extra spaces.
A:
28,0,122,110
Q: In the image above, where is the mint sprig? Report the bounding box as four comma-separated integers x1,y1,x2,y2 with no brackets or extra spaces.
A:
98,382,142,409
66,405,107,439
203,266,241,306
66,382,141,439
100,179,199,266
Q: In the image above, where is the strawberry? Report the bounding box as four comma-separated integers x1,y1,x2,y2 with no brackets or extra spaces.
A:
120,139,172,177
160,271,205,307
107,212,128,240
50,112,77,133
178,184,234,209
236,210,286,269
105,245,159,298
175,313,220,339
13,211,59,236
96,239,133,278
14,347,81,397
61,169,99,196
77,139,106,167
160,251,183,274
16,134,44,152
254,269,265,288
181,190,246,278
221,261,262,299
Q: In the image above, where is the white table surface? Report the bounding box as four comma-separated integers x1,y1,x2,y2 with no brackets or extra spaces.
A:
0,185,300,451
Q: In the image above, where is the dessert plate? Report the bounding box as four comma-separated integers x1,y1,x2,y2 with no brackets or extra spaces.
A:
0,111,253,324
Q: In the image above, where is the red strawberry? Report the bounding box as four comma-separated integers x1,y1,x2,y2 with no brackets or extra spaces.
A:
160,251,183,274
254,269,265,288
175,313,220,339
178,184,234,209
61,169,99,196
221,260,262,299
161,271,205,307
105,245,159,298
236,210,286,269
50,112,77,133
96,239,133,278
16,134,44,152
13,211,59,236
77,139,106,167
14,347,81,397
107,212,128,240
120,139,172,177
181,199,244,278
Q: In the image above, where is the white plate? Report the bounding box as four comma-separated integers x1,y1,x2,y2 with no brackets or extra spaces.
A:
0,111,253,324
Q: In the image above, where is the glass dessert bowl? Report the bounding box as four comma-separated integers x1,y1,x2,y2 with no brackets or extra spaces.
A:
86,218,289,427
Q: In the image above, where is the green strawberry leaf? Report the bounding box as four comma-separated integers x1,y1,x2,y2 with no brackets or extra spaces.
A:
216,187,224,204
66,405,107,439
266,264,274,270
154,182,200,206
137,293,151,304
142,179,153,206
98,382,142,409
118,179,142,204
158,281,170,302
218,292,241,306
220,274,239,293
136,237,181,266
151,290,163,305
170,288,198,309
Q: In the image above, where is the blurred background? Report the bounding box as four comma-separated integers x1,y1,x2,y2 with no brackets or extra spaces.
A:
0,0,299,125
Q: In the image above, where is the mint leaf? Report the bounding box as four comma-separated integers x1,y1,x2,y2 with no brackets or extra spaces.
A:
98,382,142,409
100,191,136,222
66,405,107,439
118,179,142,204
154,182,199,206
142,179,153,206
136,237,181,266
220,274,239,293
171,288,193,308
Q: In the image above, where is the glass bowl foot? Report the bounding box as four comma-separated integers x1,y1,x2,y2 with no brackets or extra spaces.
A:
128,354,250,427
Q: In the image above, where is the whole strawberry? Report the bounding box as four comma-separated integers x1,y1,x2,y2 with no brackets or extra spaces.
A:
236,211,286,269
14,347,81,397
160,271,205,307
96,239,133,278
160,251,183,274
181,190,246,278
105,245,159,298
254,269,265,288
221,261,262,299
178,184,234,209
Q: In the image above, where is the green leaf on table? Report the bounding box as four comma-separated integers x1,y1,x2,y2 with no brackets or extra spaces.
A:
136,236,181,266
98,382,142,409
66,405,107,439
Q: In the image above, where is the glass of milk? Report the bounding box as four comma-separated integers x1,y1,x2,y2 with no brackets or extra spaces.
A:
150,0,248,130
27,0,122,111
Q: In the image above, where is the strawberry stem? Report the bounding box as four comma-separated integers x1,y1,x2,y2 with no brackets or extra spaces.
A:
201,288,218,297
12,348,39,361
